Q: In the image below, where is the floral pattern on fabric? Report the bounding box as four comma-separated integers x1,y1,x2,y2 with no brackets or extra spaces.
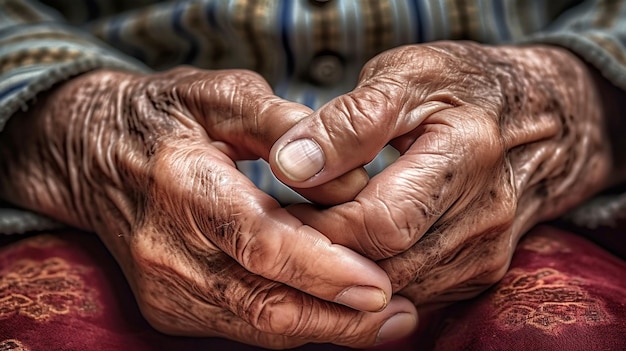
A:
493,268,610,335
1,227,625,350
0,257,99,321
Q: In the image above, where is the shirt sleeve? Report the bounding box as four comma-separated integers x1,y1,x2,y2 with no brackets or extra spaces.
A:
0,0,149,131
520,0,626,91
0,0,149,234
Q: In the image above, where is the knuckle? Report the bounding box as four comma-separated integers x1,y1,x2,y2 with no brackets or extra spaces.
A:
244,285,366,344
325,92,395,154
373,189,437,257
236,226,288,281
244,285,306,336
378,231,415,257
353,199,421,259
328,96,371,142
366,45,426,73
459,117,505,169
215,69,270,92
353,181,444,260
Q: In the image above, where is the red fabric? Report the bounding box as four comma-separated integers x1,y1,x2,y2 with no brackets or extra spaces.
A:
1,225,625,351
412,225,626,351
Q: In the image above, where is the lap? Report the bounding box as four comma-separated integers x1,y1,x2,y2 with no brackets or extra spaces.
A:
1,225,624,351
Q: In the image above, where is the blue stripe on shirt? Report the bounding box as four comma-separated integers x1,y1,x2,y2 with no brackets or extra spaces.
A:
492,0,511,41
205,0,219,29
302,88,316,109
280,0,295,78
409,0,425,43
0,80,30,100
108,15,145,62
172,2,199,64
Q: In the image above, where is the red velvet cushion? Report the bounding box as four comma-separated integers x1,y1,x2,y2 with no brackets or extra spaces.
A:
1,225,625,350
408,225,626,351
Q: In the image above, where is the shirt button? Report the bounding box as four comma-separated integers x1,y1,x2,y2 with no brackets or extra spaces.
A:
308,54,344,86
308,0,332,7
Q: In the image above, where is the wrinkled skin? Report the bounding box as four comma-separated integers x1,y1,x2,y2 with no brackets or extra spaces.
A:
1,40,622,349
0,68,419,349
272,42,619,306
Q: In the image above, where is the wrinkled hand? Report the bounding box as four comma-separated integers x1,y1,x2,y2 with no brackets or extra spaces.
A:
0,67,417,348
271,42,614,306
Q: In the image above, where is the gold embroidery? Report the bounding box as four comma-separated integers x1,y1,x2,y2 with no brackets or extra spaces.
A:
0,339,28,351
493,268,609,335
0,257,99,321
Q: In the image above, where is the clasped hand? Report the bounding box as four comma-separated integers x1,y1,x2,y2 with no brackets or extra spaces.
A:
0,41,613,349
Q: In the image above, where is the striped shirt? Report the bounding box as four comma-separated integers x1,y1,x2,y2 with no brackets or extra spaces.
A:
2,0,626,233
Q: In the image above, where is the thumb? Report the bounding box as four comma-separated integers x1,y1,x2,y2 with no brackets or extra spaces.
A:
269,84,454,188
178,67,369,204
179,68,313,160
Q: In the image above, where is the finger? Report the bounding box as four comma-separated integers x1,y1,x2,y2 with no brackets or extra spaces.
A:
133,251,417,348
291,160,514,305
165,68,312,159
176,68,368,204
288,106,505,259
269,81,455,187
292,167,369,206
382,188,515,304
148,141,392,312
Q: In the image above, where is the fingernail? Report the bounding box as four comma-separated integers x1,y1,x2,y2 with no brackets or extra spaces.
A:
335,286,387,312
376,313,417,345
275,139,324,181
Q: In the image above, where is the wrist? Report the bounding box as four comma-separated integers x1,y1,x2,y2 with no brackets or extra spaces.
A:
499,45,613,221
0,69,138,231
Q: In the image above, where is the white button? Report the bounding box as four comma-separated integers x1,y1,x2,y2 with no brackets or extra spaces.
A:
308,54,344,86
